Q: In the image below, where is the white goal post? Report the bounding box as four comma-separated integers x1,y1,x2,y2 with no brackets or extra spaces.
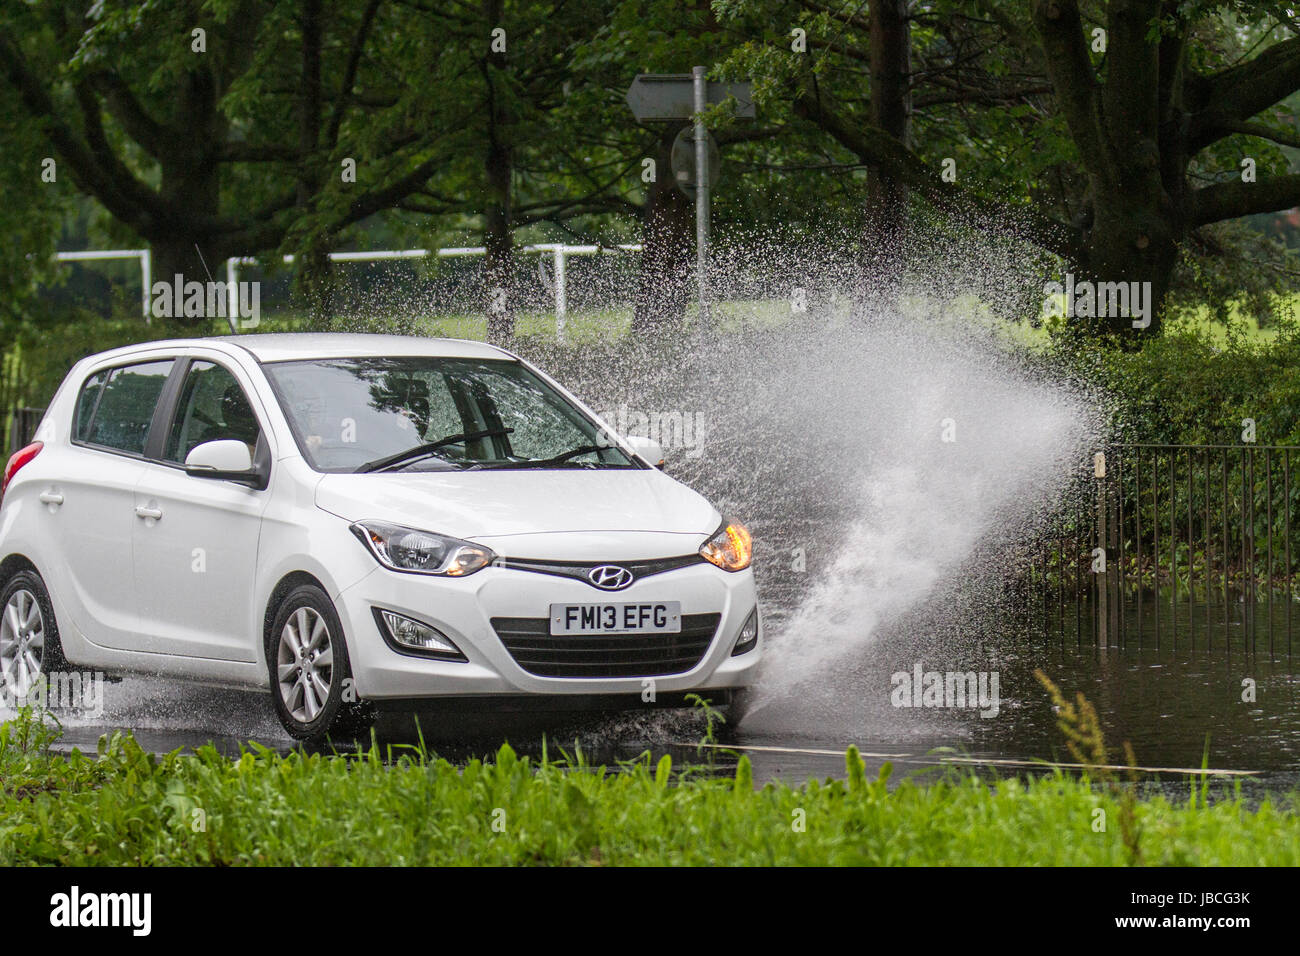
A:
55,244,643,338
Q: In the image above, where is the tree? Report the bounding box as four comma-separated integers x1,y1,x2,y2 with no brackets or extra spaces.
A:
732,0,1300,335
0,0,459,327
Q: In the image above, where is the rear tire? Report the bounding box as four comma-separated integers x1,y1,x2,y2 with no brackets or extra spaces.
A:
0,568,67,704
267,584,372,742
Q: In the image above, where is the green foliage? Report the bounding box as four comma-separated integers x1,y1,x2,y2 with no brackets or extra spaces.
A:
0,710,1295,866
1034,672,1142,863
0,308,158,437
0,81,68,329
1031,317,1300,591
1080,315,1300,447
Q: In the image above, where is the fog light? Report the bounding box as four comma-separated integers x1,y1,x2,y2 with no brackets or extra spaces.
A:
373,609,466,661
731,608,759,656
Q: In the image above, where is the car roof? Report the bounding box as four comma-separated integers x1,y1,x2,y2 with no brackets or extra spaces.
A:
206,333,515,362
78,332,516,367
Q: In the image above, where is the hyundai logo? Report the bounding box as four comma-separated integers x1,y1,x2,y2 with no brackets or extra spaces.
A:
587,565,635,590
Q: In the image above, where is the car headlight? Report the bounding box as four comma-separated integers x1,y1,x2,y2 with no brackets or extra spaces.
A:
699,518,753,571
351,521,495,576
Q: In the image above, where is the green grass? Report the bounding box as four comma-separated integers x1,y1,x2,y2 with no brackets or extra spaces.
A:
990,291,1300,352
0,711,1295,866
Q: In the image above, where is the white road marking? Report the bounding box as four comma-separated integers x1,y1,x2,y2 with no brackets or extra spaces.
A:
681,742,1261,776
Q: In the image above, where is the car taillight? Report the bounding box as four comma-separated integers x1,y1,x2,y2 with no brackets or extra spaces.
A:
1,441,43,500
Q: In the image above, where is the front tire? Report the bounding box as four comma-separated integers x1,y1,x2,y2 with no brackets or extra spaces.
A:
0,568,67,703
726,687,752,729
267,585,371,741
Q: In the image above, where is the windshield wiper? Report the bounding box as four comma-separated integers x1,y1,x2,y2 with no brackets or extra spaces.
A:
468,443,608,470
356,427,514,473
544,444,607,464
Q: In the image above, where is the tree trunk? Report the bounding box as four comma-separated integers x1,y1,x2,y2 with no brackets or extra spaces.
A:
148,66,224,330
860,0,911,315
296,244,336,329
291,0,335,328
483,141,514,342
149,212,219,334
1074,190,1180,337
1032,0,1180,337
483,0,514,343
633,127,693,337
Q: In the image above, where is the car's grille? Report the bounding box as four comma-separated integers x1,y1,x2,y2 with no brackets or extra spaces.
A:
498,554,704,587
490,613,721,679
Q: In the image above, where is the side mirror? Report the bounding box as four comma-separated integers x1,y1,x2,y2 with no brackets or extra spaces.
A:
623,434,665,468
185,439,263,487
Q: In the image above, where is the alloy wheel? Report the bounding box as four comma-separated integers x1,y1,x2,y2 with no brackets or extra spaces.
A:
0,588,45,698
276,606,334,724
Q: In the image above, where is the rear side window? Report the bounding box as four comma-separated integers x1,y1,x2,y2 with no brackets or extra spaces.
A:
76,360,174,455
73,371,109,442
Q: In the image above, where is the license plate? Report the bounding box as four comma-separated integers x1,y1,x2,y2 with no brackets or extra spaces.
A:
549,602,682,635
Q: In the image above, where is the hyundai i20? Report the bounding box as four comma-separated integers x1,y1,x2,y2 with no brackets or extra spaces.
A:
0,334,759,739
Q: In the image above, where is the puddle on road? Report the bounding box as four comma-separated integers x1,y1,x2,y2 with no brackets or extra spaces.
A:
18,629,1300,796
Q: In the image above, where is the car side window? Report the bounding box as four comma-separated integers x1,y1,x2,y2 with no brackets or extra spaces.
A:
164,361,261,464
78,360,174,455
73,370,109,442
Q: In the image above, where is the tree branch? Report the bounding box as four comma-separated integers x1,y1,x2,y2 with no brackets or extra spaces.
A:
329,155,444,231
1029,0,1107,174
325,0,383,148
1197,35,1300,128
0,35,165,236
795,82,1081,259
88,71,170,158
516,198,638,226
1212,119,1300,150
1191,174,1300,226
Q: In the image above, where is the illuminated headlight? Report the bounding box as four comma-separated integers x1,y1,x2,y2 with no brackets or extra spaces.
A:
373,609,466,661
731,608,759,656
351,521,494,576
699,519,753,571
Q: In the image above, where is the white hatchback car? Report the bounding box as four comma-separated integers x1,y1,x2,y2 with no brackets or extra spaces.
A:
0,334,759,739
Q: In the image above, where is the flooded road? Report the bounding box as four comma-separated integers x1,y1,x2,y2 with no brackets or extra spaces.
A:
21,614,1300,796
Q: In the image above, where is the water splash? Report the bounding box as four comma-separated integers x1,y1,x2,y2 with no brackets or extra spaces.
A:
521,228,1099,734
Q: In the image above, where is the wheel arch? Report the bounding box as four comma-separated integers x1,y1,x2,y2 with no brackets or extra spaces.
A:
0,552,40,583
263,570,333,655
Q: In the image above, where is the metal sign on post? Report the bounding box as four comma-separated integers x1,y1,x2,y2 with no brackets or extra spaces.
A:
625,69,753,324
624,74,754,122
669,127,720,200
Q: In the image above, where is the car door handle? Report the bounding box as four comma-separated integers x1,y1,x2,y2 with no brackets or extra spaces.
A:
38,491,64,506
134,505,163,520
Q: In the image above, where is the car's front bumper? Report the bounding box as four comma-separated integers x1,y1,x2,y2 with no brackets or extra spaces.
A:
335,559,760,702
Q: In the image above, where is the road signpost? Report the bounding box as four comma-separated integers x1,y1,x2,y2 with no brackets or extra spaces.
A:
691,67,709,322
625,69,753,323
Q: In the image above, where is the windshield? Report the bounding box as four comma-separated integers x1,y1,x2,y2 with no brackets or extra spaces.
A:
262,356,636,474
